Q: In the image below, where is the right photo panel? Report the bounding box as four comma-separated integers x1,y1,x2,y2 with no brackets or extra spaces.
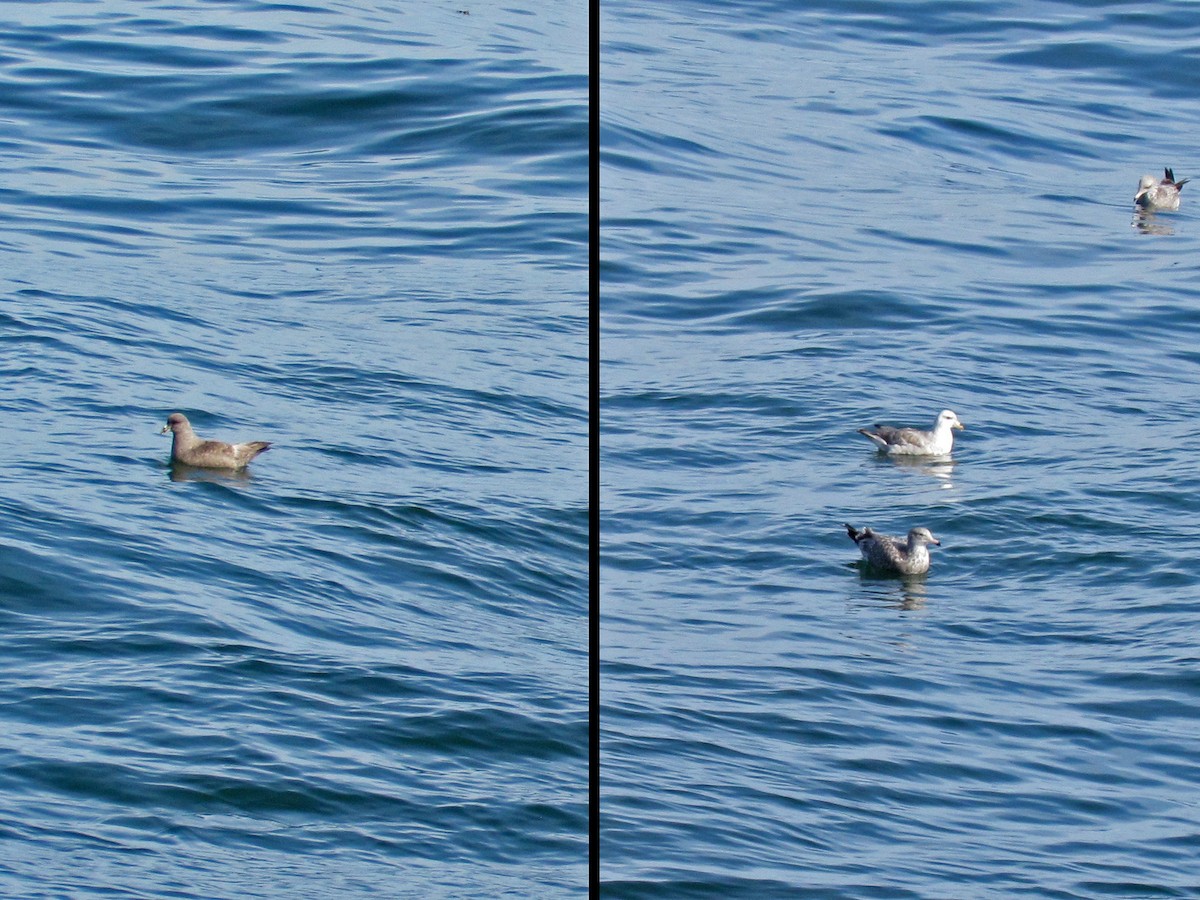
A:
600,1,1200,896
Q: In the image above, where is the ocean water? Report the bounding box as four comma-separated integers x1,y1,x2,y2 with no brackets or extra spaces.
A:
601,2,1200,897
0,2,586,898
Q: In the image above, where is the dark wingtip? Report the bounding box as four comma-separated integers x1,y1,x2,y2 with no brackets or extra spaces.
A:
1166,167,1174,182
845,523,861,543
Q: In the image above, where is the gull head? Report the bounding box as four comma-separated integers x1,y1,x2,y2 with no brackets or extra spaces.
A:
908,527,940,547
1136,174,1158,202
160,412,189,436
938,409,965,431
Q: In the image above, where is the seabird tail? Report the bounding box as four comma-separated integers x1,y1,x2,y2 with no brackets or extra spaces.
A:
857,428,887,449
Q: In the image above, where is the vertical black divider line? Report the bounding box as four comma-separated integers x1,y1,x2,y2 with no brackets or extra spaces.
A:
588,0,600,892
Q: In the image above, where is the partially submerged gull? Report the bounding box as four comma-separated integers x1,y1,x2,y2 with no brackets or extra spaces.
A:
858,409,964,456
846,524,941,575
1135,168,1188,211
160,413,271,470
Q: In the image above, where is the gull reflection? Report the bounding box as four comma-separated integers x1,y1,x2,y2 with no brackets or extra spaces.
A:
167,462,255,484
870,452,956,486
1132,210,1175,236
850,565,931,610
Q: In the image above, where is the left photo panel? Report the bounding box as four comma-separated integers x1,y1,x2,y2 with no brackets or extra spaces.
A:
0,2,588,897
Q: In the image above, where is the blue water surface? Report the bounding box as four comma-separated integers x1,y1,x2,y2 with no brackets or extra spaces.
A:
602,1,1200,897
0,2,586,897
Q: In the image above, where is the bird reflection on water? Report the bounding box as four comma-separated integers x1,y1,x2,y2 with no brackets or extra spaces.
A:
167,462,256,484
869,451,957,487
850,566,932,611
1131,209,1175,236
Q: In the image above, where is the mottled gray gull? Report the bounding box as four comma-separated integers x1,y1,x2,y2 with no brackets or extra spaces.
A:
845,524,940,575
858,409,964,456
1135,168,1188,211
160,413,271,470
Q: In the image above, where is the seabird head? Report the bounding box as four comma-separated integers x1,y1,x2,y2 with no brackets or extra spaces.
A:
908,527,940,547
1135,174,1158,204
937,409,964,431
160,412,189,435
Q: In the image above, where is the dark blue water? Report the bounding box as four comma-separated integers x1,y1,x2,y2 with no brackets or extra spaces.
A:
0,2,585,897
602,1,1200,897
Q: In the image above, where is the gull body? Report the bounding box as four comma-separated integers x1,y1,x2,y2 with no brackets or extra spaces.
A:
1135,168,1189,211
159,413,271,470
858,409,964,456
846,524,940,576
